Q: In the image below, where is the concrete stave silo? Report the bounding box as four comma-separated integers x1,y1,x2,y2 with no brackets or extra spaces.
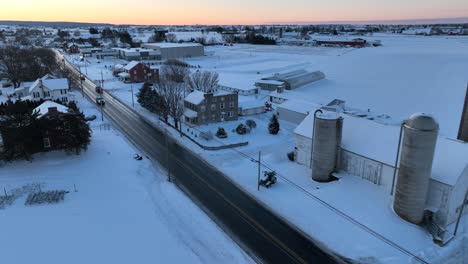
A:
311,112,343,182
394,113,439,225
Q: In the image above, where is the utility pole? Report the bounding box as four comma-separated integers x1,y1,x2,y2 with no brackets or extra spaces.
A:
165,128,171,182
257,151,261,191
100,70,104,88
100,104,104,121
78,65,84,98
131,85,134,107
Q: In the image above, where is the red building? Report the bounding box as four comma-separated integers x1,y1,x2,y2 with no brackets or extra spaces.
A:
118,61,159,83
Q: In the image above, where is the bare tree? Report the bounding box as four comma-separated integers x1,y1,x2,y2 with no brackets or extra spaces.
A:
154,81,186,130
0,46,58,88
186,70,219,93
160,59,190,83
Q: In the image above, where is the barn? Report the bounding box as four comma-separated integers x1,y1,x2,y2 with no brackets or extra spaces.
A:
294,111,468,243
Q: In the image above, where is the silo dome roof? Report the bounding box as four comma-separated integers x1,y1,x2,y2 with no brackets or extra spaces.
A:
406,113,439,131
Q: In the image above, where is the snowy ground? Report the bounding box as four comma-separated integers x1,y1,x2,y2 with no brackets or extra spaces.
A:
0,93,253,264
185,34,468,138
64,35,468,264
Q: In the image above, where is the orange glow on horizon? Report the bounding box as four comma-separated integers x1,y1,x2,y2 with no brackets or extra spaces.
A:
0,0,467,25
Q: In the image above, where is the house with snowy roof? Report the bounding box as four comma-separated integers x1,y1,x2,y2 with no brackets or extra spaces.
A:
184,89,238,125
117,61,159,83
15,74,70,103
33,100,70,119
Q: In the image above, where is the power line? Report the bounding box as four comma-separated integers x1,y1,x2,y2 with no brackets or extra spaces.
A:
184,120,430,264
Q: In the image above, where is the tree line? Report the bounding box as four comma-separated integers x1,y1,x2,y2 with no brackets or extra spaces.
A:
0,46,58,88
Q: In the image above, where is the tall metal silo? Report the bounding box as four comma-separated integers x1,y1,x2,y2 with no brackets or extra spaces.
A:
311,111,343,182
393,113,439,225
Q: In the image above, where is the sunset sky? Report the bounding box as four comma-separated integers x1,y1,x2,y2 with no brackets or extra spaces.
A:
1,0,467,25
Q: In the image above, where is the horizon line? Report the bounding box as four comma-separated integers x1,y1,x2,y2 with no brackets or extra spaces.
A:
0,16,467,27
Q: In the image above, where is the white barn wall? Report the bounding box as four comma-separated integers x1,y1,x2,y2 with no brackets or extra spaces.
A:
294,132,465,230
447,167,468,225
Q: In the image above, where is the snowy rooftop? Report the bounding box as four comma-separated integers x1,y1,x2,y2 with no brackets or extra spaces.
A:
29,76,68,93
146,42,203,48
184,109,198,118
294,111,468,186
42,79,68,91
218,73,260,91
255,79,285,85
184,90,205,105
277,99,322,115
33,101,69,118
123,61,140,71
239,99,265,109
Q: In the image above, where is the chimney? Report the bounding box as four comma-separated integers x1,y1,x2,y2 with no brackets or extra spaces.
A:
457,84,468,142
47,107,59,117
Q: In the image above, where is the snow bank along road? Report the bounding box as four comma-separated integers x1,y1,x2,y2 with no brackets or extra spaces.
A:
57,51,344,264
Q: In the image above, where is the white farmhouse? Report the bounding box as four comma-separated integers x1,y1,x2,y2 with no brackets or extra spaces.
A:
17,74,70,103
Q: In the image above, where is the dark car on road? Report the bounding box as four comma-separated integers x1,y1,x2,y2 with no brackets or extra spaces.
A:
96,96,105,106
95,86,103,94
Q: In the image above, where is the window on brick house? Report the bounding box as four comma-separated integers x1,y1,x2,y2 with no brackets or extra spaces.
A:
43,137,51,148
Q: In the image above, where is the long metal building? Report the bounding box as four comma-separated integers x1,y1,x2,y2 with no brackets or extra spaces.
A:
143,43,204,60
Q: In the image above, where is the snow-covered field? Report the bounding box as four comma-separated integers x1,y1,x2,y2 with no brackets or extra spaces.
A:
63,34,468,264
0,94,252,264
186,34,468,138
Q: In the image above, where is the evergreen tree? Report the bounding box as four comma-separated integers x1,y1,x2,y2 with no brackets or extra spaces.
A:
61,112,92,155
268,114,280,135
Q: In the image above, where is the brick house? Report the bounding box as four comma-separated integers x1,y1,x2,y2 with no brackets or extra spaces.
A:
32,101,70,150
67,43,80,54
184,90,238,125
118,61,159,83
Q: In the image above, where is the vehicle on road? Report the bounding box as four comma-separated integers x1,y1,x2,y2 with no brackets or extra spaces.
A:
95,96,105,106
95,86,103,94
80,75,85,81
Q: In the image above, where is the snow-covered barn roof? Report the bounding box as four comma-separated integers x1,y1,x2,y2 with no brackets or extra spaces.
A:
294,111,468,186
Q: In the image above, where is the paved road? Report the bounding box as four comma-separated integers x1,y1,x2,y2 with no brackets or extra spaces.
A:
59,52,344,264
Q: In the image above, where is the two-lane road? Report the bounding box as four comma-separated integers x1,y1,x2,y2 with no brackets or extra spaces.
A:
61,52,344,264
